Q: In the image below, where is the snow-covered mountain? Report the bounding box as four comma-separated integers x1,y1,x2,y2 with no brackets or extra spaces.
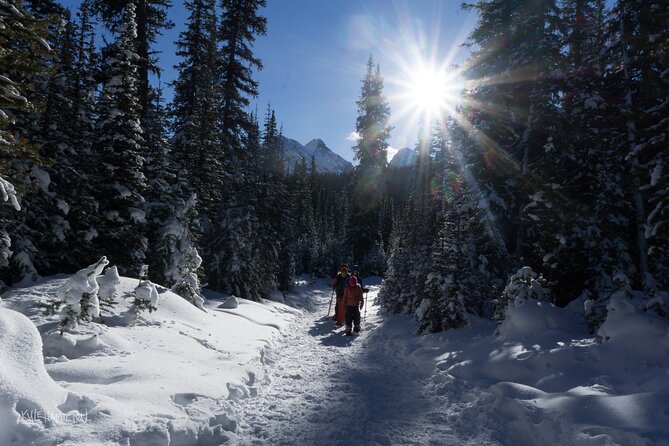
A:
389,147,417,168
281,136,353,174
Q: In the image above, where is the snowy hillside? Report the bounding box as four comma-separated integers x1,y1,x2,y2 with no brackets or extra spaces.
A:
0,275,299,445
2,275,668,445
281,136,353,174
389,147,417,167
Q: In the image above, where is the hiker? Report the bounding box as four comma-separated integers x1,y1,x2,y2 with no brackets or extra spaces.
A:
342,275,364,335
353,268,371,294
332,265,350,325
353,268,363,289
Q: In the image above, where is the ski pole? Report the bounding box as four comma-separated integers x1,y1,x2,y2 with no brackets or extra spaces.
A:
327,288,335,316
363,290,368,327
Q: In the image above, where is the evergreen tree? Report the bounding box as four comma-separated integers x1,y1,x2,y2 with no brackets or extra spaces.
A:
460,0,564,275
206,0,268,299
144,83,202,304
66,0,100,266
0,0,51,284
170,0,222,215
351,55,391,263
27,12,80,274
606,0,669,301
217,0,267,166
93,3,147,276
92,0,174,120
291,157,317,274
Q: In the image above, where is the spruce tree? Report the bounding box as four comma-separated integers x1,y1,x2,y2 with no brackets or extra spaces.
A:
92,0,174,121
93,3,147,276
218,0,267,166
66,0,100,266
0,0,51,284
603,0,669,314
351,55,391,263
206,0,268,299
170,0,222,215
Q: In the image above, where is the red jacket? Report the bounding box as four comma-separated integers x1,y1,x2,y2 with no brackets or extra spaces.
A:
342,284,364,307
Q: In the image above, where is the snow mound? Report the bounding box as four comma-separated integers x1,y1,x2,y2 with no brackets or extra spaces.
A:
598,293,669,359
0,308,67,443
220,296,239,309
498,300,581,341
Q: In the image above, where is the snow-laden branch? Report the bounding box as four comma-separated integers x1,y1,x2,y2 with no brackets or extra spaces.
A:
0,175,21,210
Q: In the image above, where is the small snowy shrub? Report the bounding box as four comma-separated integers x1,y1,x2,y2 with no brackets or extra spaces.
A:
97,265,121,312
585,272,632,331
58,256,109,332
169,250,205,311
124,265,159,322
496,266,549,320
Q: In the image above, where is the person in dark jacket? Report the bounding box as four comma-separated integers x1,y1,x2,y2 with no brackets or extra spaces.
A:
353,268,363,289
342,275,364,335
332,265,350,325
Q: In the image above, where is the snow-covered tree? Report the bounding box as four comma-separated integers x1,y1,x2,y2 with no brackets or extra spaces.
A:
93,2,148,276
170,0,223,215
125,264,159,321
92,0,174,122
499,266,550,310
217,0,267,166
0,0,50,285
58,256,109,332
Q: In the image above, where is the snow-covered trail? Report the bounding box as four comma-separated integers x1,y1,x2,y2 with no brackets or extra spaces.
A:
232,280,469,446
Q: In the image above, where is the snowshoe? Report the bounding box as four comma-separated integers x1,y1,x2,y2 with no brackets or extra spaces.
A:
353,326,361,333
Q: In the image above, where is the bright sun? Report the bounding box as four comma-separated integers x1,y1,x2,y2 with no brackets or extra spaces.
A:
392,59,461,133
407,67,451,115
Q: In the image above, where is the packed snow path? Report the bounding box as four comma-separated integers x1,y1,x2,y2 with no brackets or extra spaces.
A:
233,279,472,446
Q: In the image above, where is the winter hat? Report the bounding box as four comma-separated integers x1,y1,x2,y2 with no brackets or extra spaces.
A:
349,276,358,287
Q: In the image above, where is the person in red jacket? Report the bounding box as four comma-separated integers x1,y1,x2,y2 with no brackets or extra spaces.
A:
331,265,350,325
341,275,364,335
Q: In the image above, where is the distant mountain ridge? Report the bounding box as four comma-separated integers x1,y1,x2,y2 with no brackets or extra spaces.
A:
281,136,353,174
389,147,417,167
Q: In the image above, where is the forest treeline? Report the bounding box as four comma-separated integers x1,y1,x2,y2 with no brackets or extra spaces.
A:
381,0,668,332
0,0,369,303
1,0,667,333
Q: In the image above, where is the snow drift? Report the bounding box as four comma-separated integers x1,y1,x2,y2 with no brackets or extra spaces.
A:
0,274,298,445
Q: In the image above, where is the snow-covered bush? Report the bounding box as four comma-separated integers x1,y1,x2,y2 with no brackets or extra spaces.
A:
97,265,121,312
585,272,632,331
171,249,204,310
154,194,205,310
59,257,109,332
496,266,549,320
124,265,159,322
1,176,20,289
0,176,21,211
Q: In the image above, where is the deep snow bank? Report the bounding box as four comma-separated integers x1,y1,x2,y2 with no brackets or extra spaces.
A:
0,307,68,444
0,276,299,445
394,296,669,445
0,307,95,445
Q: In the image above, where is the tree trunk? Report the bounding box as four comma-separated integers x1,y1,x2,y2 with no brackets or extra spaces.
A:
620,9,650,284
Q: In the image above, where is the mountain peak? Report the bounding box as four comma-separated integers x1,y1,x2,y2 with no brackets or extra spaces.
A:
389,147,417,167
305,138,326,148
281,136,353,174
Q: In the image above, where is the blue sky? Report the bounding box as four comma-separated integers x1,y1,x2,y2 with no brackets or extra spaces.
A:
61,0,477,162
